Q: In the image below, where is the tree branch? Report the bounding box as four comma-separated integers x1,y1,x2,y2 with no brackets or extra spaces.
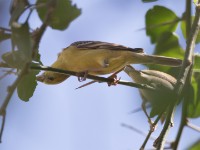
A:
140,115,162,150
172,92,188,149
172,0,200,149
175,0,200,98
0,62,13,68
0,27,11,32
187,121,200,132
31,65,156,90
0,0,55,142
0,110,6,143
153,104,176,150
121,123,160,142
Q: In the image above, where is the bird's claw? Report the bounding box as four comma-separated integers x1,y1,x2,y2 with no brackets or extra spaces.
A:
77,71,88,82
108,74,121,86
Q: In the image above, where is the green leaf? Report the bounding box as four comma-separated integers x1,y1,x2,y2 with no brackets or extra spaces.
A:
17,71,38,101
181,17,200,43
188,140,200,150
36,0,81,30
9,0,29,24
194,0,198,4
150,107,158,118
149,98,173,118
148,32,184,76
34,51,43,65
2,50,42,69
155,32,184,58
142,0,158,2
187,73,200,118
11,22,32,60
146,6,179,43
2,51,29,68
17,60,42,101
0,30,11,42
194,54,200,72
150,106,163,118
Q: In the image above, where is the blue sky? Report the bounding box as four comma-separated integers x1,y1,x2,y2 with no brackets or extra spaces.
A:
0,0,200,150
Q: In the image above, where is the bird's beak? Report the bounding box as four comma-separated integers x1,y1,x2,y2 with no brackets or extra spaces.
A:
36,74,45,82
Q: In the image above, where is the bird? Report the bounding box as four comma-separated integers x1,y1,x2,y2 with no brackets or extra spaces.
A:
36,41,182,84
124,65,177,130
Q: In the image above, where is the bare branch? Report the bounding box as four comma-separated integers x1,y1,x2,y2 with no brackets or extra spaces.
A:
153,104,176,149
31,65,156,90
173,0,200,149
0,69,16,80
187,121,200,132
0,0,55,142
0,110,6,143
121,123,158,141
140,114,163,149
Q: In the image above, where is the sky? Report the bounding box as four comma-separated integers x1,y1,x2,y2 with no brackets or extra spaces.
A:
0,0,200,150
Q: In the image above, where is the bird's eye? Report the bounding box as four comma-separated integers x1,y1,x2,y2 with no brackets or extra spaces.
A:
47,76,55,81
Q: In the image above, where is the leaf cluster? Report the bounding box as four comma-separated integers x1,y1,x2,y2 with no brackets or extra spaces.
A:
145,5,200,119
0,0,81,101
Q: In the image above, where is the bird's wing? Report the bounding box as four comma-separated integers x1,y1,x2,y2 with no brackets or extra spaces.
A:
70,41,144,53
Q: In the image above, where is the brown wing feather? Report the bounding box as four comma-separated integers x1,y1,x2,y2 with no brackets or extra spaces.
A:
70,41,144,53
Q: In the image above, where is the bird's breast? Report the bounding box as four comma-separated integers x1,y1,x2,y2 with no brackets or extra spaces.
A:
60,47,134,75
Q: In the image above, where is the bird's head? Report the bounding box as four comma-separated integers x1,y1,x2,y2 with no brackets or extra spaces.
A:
36,71,69,84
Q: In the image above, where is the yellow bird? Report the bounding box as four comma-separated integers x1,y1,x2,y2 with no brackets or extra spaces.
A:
37,41,182,84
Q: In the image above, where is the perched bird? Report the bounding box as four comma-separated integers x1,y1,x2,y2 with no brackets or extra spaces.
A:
37,41,182,84
124,65,177,130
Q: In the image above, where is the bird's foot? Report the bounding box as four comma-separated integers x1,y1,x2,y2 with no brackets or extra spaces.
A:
107,74,121,86
77,71,88,82
107,68,124,86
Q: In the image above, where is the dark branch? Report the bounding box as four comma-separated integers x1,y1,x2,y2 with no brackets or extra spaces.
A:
0,0,56,142
173,1,200,149
31,65,156,90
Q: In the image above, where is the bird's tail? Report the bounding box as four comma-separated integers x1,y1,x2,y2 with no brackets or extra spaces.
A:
139,54,182,67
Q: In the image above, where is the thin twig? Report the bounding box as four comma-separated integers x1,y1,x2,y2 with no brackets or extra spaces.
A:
0,64,29,114
0,27,11,32
0,62,14,68
0,69,15,80
185,0,192,38
187,121,200,132
0,110,6,143
31,65,156,90
175,0,200,98
0,0,55,142
0,64,30,142
172,0,200,149
140,115,163,150
172,67,192,150
153,104,176,150
128,104,151,114
121,123,158,141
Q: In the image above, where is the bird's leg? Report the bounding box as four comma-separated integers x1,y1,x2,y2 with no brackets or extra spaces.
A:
142,101,157,132
77,71,88,82
107,67,124,86
107,74,121,86
76,67,125,89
